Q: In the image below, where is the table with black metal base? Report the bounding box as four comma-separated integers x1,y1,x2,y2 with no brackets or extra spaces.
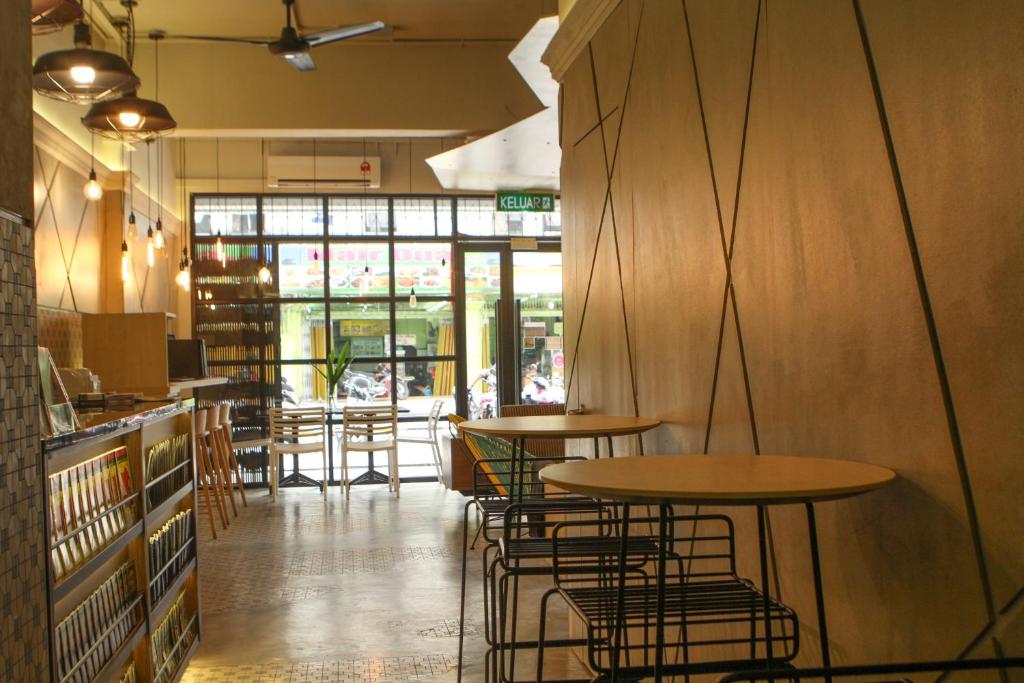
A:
540,454,896,683
456,415,661,683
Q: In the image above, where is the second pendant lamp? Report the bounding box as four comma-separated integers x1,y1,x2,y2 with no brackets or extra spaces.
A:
82,28,175,141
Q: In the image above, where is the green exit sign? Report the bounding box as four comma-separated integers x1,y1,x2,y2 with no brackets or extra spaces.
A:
496,191,556,212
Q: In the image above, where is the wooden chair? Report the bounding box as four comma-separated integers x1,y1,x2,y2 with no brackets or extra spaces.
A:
195,408,229,533
269,407,327,500
206,406,238,518
397,398,445,481
340,404,398,498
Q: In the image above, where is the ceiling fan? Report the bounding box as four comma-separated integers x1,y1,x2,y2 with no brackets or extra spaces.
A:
168,0,386,72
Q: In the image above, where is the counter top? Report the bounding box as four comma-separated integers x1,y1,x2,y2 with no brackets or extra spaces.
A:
43,399,194,452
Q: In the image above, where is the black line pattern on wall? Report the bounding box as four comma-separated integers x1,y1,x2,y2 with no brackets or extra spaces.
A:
564,0,646,418
851,0,1008,672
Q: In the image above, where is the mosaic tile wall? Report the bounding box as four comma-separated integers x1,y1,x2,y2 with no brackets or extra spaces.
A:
0,210,48,680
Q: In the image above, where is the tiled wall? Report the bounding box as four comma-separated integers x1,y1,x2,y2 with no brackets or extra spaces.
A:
0,211,48,680
1,1,49,679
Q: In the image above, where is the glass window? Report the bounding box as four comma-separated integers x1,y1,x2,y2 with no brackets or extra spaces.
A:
393,242,451,296
328,242,390,298
193,196,258,236
396,360,457,412
395,301,455,357
277,243,324,299
394,198,453,236
456,197,561,236
263,196,324,236
279,302,326,360
328,197,389,236
280,363,324,406
341,361,396,402
330,303,390,359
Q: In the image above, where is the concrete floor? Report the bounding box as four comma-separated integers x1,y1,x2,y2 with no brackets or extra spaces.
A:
182,483,589,682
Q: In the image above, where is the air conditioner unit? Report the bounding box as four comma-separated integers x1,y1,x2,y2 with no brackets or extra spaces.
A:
266,155,381,189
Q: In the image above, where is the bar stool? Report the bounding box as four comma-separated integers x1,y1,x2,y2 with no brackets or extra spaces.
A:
206,406,239,518
195,408,229,533
216,403,253,507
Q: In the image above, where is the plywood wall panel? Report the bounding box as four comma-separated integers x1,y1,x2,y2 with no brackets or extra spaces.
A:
554,0,1022,669
859,0,1024,611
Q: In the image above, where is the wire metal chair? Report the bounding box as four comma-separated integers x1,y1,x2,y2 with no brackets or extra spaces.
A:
537,513,799,682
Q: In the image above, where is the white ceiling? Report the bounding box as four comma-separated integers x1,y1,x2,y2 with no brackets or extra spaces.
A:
97,0,559,42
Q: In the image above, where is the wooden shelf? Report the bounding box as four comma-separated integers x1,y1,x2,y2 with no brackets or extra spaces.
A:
169,376,229,392
44,407,201,683
52,520,143,604
94,620,145,683
149,558,197,629
146,481,195,528
167,636,200,683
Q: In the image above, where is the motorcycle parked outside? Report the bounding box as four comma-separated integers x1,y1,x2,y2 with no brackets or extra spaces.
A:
467,366,497,419
343,364,410,402
521,375,565,405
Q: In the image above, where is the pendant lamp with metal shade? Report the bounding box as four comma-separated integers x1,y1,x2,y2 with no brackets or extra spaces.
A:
81,30,175,141
33,21,139,103
32,0,84,35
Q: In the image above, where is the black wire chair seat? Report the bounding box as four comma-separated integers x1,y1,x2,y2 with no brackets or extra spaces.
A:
536,513,802,682
561,575,798,644
500,535,662,563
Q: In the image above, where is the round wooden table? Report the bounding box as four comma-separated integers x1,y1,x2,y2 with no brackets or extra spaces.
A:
540,454,896,682
459,415,661,496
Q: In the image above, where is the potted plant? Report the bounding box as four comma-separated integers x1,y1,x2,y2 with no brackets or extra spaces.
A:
314,341,352,410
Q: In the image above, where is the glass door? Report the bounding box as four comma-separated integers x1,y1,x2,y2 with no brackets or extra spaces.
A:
513,252,565,407
457,245,563,417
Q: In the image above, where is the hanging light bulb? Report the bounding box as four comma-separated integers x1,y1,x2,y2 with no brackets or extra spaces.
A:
258,262,272,284
120,241,129,282
83,169,103,201
175,264,190,291
215,230,225,268
154,218,165,249
127,212,137,239
441,256,447,267
146,226,155,267
409,288,418,308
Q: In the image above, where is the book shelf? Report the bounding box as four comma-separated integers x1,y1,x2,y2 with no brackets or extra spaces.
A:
44,404,201,683
192,237,279,487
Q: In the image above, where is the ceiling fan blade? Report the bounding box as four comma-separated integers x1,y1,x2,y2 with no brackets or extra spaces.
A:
166,34,273,46
285,50,317,72
303,21,386,47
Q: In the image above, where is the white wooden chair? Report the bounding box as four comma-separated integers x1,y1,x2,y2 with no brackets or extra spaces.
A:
269,407,327,500
397,399,445,481
340,404,399,497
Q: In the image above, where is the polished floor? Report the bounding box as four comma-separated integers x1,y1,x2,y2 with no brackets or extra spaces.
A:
182,483,588,682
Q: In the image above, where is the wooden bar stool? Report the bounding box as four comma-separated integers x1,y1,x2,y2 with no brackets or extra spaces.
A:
215,403,249,508
206,406,239,518
195,408,229,533
218,403,273,500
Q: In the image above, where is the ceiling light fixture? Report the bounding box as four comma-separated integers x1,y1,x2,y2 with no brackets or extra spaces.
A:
81,23,175,141
33,20,139,102
32,0,85,35
83,132,103,201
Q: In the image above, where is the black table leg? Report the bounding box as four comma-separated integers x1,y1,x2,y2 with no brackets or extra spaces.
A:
610,503,631,681
654,504,669,682
757,505,774,668
806,502,832,683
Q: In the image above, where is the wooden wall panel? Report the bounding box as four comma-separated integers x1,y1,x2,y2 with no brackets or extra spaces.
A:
553,0,1023,670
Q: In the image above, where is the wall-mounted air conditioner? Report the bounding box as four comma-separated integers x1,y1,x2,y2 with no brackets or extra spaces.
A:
266,155,381,189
